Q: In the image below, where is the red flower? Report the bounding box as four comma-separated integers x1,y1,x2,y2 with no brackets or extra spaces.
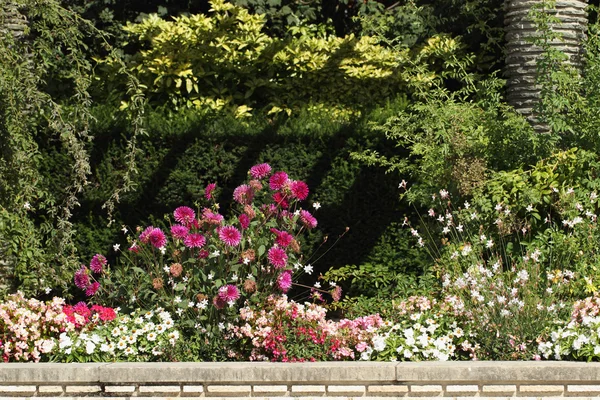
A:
290,180,309,200
268,246,288,269
270,171,289,190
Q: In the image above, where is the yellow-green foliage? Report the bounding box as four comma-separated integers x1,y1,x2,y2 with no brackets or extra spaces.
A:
101,0,470,116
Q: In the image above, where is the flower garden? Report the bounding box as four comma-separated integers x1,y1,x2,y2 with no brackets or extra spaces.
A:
3,0,600,364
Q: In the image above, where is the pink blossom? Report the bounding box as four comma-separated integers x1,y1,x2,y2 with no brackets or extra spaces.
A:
148,227,167,248
202,208,224,225
205,183,216,200
239,214,250,229
250,163,272,179
218,284,241,302
233,184,254,205
271,228,293,247
272,192,289,208
89,254,106,274
139,226,155,244
174,206,196,225
277,270,293,293
290,180,309,200
269,171,289,190
171,224,189,240
85,282,100,297
268,246,288,269
300,210,318,229
74,266,90,289
219,226,242,246
184,233,206,248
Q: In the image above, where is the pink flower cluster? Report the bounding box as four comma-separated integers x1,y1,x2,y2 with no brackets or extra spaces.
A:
74,254,107,297
232,295,383,362
0,293,73,362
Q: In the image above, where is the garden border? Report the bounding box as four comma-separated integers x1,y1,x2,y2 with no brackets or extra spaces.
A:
3,362,600,398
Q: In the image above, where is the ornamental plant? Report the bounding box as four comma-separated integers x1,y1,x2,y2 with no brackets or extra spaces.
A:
52,308,178,362
400,165,600,359
88,163,320,339
0,292,116,362
229,294,383,361
366,296,477,361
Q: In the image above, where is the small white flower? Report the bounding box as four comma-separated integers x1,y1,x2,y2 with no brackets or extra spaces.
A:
85,341,96,354
218,322,225,330
464,201,470,209
313,202,321,210
130,295,136,302
159,246,166,255
456,224,463,232
121,226,128,234
44,287,52,294
113,243,121,251
197,299,209,310
247,274,253,279
231,274,238,281
24,202,31,210
495,204,503,211
439,189,449,199
567,187,574,194
211,250,220,257
314,282,321,289
442,227,450,234
398,180,407,189
176,308,184,316
428,209,436,217
293,209,300,216
243,257,250,265
470,212,478,220
208,272,214,280
486,240,494,249
329,281,337,287
372,335,386,352
147,332,157,342
304,264,314,275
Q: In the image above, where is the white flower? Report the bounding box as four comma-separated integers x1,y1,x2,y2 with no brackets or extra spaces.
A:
147,332,157,342
437,215,445,223
243,257,250,265
159,247,166,255
398,180,407,189
486,240,494,248
113,243,121,252
313,202,321,210
208,272,214,280
314,282,321,289
124,347,135,355
24,202,31,210
197,299,209,310
304,264,314,275
121,226,128,234
163,264,170,273
439,189,449,199
495,204,503,211
329,281,337,287
117,340,127,350
461,244,472,256
464,201,470,209
403,349,413,359
85,341,96,355
428,209,436,217
218,322,225,330
176,308,184,316
567,187,574,194
526,204,534,212
44,287,52,294
470,212,478,220
174,296,182,304
231,274,238,281
211,250,220,257
442,227,450,234
457,224,463,232
517,270,529,283
372,336,386,352
294,209,300,216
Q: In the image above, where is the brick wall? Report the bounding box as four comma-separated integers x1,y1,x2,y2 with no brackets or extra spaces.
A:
2,362,600,398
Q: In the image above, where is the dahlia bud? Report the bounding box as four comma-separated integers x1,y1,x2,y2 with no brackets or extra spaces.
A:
170,263,183,277
152,278,164,290
243,279,257,294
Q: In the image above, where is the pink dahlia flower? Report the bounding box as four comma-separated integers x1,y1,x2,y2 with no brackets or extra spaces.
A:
272,192,289,208
74,266,90,289
300,210,318,229
219,226,242,246
268,246,288,269
174,206,195,225
269,171,289,190
239,214,250,229
233,184,254,205
148,227,167,249
218,284,241,302
290,180,309,200
170,224,189,240
89,254,106,274
213,295,226,310
277,270,293,293
184,233,206,248
139,226,155,244
205,183,216,200
271,228,293,247
250,163,272,179
85,282,100,297
202,208,224,225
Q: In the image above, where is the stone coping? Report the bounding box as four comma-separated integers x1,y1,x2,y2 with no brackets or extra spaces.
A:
2,362,600,385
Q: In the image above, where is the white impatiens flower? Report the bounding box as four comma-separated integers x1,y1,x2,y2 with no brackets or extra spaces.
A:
372,336,386,352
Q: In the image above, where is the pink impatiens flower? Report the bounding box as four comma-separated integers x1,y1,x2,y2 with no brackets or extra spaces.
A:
184,233,206,248
250,163,272,179
268,246,288,269
219,226,242,246
269,171,289,190
174,206,195,225
290,180,309,200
